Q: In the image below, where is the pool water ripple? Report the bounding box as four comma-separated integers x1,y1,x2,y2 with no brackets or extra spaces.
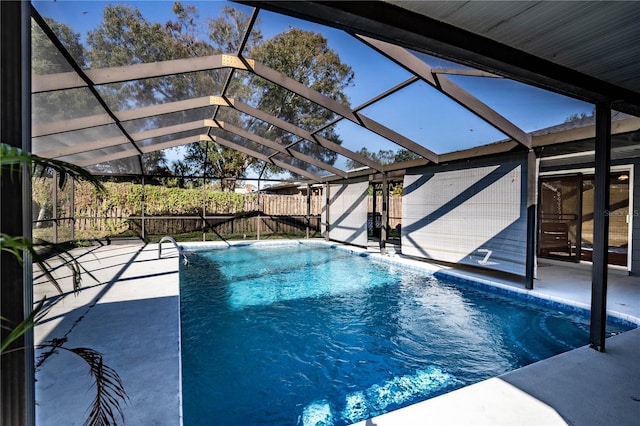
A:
180,243,631,425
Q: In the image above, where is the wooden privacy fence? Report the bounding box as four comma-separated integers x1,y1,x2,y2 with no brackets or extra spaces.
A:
71,193,324,239
73,213,322,240
50,192,402,240
75,207,133,233
249,194,324,215
73,194,323,227
368,196,402,228
131,215,322,237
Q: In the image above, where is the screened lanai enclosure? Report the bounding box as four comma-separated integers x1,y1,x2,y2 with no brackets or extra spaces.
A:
3,1,640,424
24,0,640,279
27,1,542,255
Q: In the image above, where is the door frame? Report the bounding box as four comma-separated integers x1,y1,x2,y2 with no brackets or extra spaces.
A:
539,164,634,271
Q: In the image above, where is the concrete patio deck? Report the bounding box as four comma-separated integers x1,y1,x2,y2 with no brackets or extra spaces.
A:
34,243,182,425
33,241,640,425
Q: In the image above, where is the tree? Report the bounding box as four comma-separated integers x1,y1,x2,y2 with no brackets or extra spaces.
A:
181,4,264,191
564,108,595,123
564,112,588,123
87,4,190,106
32,10,174,175
85,3,207,173
207,4,262,54
143,151,170,175
31,17,104,223
181,6,355,188
248,28,354,177
167,159,197,188
32,18,101,123
86,3,265,190
52,2,355,188
183,135,254,191
345,147,420,170
394,148,421,163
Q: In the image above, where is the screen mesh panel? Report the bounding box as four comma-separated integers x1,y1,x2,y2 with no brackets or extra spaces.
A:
402,152,528,276
325,180,369,246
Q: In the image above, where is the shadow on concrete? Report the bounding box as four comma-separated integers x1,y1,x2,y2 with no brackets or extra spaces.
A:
499,328,640,426
35,295,181,426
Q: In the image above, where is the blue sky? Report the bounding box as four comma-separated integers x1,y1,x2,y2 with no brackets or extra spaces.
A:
33,0,594,173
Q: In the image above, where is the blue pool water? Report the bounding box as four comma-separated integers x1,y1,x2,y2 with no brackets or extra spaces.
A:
179,243,631,425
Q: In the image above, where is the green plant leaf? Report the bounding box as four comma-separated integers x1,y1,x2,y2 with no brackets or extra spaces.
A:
1,234,99,295
0,298,48,354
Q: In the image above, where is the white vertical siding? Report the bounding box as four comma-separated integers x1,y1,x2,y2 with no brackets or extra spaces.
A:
327,181,368,246
402,154,528,276
321,187,327,238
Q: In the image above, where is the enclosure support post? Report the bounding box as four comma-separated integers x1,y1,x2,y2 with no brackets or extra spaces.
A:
257,165,266,241
1,2,35,424
525,150,537,289
52,170,58,244
575,173,583,263
371,179,378,245
70,178,75,241
257,214,261,240
306,184,311,239
590,101,611,352
257,179,260,241
141,175,146,241
202,176,206,241
324,182,330,241
381,173,388,247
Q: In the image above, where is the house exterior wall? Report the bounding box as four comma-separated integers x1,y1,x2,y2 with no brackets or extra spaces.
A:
402,152,529,276
630,162,640,275
323,180,369,247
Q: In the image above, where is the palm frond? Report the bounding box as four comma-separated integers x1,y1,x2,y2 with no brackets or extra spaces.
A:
1,234,99,295
32,239,101,295
1,298,49,354
1,143,104,295
0,233,28,263
35,341,128,426
70,347,128,426
2,143,124,424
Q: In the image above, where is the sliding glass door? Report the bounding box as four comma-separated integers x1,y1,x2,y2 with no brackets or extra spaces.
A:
538,171,630,267
539,175,581,262
579,172,630,266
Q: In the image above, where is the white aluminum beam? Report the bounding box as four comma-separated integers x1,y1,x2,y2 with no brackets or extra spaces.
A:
32,55,251,93
212,96,384,172
206,120,348,178
201,134,321,182
36,120,206,158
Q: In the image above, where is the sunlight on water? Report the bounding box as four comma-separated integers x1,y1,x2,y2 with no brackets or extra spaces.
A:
300,400,334,426
227,267,391,310
180,243,633,425
224,246,395,310
302,367,454,425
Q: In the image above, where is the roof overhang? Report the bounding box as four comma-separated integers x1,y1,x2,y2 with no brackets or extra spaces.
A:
242,1,640,116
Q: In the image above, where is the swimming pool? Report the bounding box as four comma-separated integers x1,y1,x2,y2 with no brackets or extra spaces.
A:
179,242,631,425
